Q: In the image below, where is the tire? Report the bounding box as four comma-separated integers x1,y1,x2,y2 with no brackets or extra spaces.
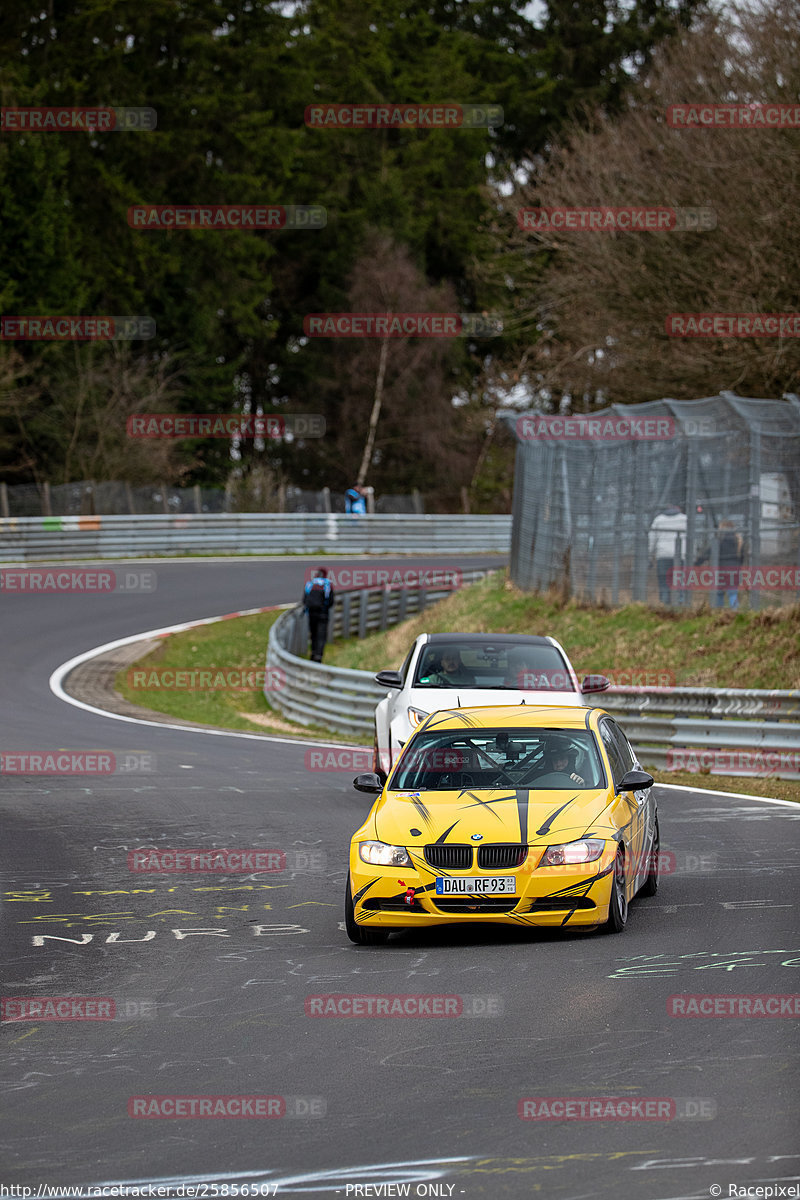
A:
371,735,380,774
639,815,660,897
344,874,390,945
603,847,629,933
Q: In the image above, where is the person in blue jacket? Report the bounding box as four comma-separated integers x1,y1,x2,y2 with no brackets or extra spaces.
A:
302,568,335,662
345,485,367,514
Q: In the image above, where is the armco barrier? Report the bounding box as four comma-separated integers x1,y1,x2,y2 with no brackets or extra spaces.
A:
266,572,491,736
0,513,511,561
267,584,800,777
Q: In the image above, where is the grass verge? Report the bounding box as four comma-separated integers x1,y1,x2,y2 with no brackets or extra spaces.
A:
113,572,799,800
648,770,798,803
323,570,800,688
114,609,358,742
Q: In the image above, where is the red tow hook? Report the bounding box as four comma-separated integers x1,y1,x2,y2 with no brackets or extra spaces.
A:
403,887,416,907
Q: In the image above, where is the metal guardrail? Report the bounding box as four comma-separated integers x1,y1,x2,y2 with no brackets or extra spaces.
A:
267,581,800,778
267,573,491,736
600,688,800,776
0,513,511,561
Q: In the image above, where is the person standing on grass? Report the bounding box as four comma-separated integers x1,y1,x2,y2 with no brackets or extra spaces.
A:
302,567,335,663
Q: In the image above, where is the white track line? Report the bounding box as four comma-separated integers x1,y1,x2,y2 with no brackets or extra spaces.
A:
655,781,798,806
48,603,360,749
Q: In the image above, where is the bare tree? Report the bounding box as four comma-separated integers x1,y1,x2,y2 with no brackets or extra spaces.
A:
509,0,800,404
0,343,191,485
327,232,473,499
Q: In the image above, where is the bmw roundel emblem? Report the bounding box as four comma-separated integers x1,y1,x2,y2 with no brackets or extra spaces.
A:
471,833,483,842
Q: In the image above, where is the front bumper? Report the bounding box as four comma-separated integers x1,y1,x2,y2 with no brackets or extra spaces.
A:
349,843,617,929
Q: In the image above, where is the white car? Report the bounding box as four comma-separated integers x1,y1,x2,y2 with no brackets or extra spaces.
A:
372,632,609,775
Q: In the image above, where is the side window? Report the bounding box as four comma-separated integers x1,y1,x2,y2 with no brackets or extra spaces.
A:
608,720,636,773
599,720,626,789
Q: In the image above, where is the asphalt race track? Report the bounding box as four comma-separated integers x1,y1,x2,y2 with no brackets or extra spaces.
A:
1,557,798,1198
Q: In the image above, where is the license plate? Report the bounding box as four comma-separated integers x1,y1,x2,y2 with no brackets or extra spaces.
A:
435,876,516,895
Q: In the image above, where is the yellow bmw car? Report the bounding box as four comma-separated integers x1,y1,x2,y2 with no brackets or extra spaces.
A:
345,704,659,944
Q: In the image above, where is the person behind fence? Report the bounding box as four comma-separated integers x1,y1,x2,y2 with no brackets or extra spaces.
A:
693,519,745,608
302,567,335,663
715,520,745,608
648,503,687,605
695,519,744,609
345,484,367,514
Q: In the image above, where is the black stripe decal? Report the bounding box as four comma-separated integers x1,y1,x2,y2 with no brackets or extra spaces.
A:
411,797,434,827
536,793,580,836
517,789,530,843
435,821,460,844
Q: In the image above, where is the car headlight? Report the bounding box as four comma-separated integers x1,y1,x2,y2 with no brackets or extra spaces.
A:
359,840,412,867
538,839,605,866
407,707,430,727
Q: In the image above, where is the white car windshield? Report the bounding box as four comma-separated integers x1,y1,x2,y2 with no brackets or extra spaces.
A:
412,641,575,691
391,728,606,791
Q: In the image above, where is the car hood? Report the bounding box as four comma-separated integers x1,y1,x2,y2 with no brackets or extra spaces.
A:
406,687,584,712
376,787,612,848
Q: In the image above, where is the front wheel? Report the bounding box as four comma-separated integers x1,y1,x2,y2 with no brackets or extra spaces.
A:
603,847,629,933
344,874,390,945
639,815,660,897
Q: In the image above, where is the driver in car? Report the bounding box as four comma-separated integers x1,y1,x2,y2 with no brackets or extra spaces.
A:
536,742,586,786
430,649,473,686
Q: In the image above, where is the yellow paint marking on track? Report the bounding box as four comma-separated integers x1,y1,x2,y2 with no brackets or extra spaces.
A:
9,1027,40,1044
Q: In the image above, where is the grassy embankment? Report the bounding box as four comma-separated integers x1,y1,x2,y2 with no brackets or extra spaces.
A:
323,571,800,802
116,572,800,800
114,609,340,741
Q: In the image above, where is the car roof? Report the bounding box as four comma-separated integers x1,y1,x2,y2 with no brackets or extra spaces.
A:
421,633,555,647
419,704,606,731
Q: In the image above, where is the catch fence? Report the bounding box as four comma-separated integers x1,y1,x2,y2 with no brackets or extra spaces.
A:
502,393,800,609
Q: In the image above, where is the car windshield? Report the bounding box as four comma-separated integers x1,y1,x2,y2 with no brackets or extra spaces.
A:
391,728,606,791
412,641,575,691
